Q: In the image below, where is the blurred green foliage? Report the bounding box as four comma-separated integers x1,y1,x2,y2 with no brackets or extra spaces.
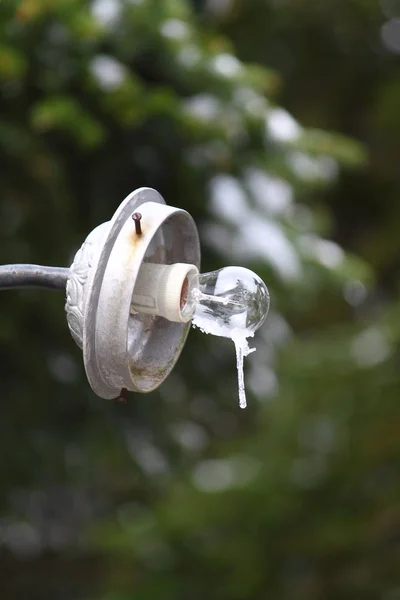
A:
0,1,399,599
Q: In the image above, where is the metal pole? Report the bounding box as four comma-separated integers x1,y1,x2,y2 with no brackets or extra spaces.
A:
0,264,69,291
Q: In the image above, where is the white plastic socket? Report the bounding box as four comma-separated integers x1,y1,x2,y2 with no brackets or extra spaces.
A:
131,262,199,323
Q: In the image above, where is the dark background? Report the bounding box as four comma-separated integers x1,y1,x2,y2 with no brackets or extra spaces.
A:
0,1,399,598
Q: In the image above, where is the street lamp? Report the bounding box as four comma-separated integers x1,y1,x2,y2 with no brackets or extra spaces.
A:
0,187,269,407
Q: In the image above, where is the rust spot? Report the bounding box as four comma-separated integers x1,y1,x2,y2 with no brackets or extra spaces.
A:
116,388,128,402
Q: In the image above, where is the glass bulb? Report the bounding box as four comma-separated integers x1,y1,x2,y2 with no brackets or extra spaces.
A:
131,262,270,410
191,266,270,410
191,266,270,337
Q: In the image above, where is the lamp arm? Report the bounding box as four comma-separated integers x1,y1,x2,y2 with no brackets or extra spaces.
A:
0,264,68,291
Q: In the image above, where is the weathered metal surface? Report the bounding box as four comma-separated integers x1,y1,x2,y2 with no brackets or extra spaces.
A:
0,264,69,291
66,187,201,399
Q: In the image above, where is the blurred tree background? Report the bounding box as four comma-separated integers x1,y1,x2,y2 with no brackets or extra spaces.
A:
0,0,400,598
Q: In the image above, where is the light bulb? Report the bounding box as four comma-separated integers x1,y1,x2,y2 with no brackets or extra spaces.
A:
131,263,270,410
132,263,270,332
190,266,269,410
191,266,270,337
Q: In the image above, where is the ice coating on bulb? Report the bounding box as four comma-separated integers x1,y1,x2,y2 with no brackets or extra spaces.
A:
191,266,270,409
